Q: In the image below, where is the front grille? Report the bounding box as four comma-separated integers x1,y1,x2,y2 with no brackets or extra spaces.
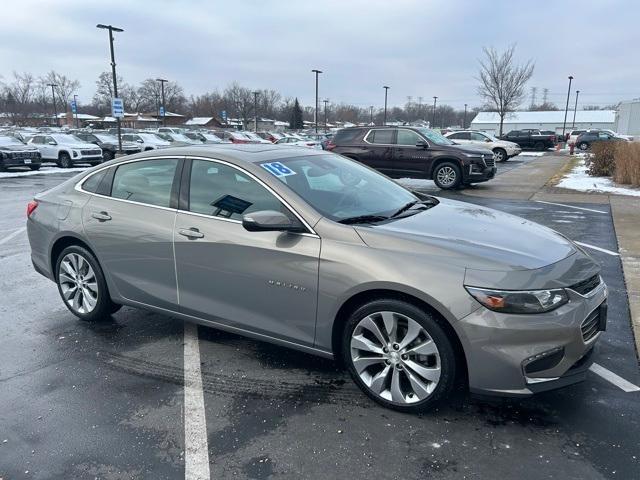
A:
570,274,600,296
81,149,101,156
581,307,601,342
484,154,495,167
11,151,37,159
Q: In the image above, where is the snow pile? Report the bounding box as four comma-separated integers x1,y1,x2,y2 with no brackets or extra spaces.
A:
397,178,436,190
0,167,87,179
557,160,640,197
518,152,546,157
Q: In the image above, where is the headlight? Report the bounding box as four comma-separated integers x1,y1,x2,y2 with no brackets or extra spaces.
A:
463,153,482,158
72,150,79,157
465,286,568,314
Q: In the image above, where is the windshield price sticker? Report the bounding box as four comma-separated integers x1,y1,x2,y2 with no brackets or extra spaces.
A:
261,162,296,177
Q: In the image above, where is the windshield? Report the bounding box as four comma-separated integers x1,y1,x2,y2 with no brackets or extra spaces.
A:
0,136,25,145
415,128,455,146
171,133,192,142
95,134,118,143
52,134,85,144
139,133,165,142
262,154,421,222
203,133,222,141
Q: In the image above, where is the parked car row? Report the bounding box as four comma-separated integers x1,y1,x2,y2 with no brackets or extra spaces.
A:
499,129,557,151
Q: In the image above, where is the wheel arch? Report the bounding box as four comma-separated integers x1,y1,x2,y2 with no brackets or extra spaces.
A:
428,157,463,178
57,149,71,159
49,233,96,274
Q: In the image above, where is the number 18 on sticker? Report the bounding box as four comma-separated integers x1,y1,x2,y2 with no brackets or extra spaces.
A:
261,162,296,177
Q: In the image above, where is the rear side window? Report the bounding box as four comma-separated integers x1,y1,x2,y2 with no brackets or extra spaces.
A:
366,129,394,144
111,159,178,207
332,129,362,144
82,170,108,193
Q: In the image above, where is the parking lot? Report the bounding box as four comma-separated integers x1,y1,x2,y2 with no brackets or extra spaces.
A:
1,155,638,480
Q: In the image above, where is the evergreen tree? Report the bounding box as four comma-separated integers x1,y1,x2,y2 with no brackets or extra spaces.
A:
289,98,303,129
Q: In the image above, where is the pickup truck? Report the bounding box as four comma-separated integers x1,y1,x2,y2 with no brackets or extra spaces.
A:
500,129,557,150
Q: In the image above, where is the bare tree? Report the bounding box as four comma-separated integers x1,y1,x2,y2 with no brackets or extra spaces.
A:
3,72,35,120
45,71,80,107
477,45,534,136
137,78,186,113
92,71,136,114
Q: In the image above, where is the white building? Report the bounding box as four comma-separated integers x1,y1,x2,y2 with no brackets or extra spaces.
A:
470,110,616,135
615,99,640,137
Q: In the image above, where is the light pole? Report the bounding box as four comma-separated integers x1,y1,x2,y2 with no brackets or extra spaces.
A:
48,83,58,127
432,96,438,128
252,91,259,132
562,75,573,140
463,103,468,129
73,94,79,129
323,99,329,132
156,78,168,127
97,24,124,154
383,86,390,125
311,69,322,133
572,90,580,128
369,106,374,125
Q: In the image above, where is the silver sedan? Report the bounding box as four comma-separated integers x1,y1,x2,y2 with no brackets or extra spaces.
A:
27,145,607,412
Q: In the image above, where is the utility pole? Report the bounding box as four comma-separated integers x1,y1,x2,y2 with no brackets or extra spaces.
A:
562,76,573,139
48,83,58,127
383,86,390,125
572,90,580,128
73,94,79,129
369,106,374,125
311,69,322,133
252,91,259,132
432,96,438,128
463,103,468,129
323,99,329,132
97,24,124,154
418,96,423,121
156,78,168,127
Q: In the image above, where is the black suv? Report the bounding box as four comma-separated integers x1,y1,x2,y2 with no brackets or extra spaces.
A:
74,132,142,161
0,134,42,171
574,131,627,151
328,126,496,189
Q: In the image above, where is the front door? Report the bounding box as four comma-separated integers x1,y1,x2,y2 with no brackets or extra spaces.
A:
173,158,321,346
82,158,181,310
393,128,433,178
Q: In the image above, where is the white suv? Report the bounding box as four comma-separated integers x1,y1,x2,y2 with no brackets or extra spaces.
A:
29,134,103,168
445,130,521,162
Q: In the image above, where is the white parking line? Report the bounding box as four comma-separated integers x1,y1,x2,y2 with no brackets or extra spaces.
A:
535,200,607,214
184,322,211,480
590,363,640,392
0,227,26,246
575,241,620,257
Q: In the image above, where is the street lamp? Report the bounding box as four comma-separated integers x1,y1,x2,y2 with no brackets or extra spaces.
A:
73,94,79,129
97,23,124,154
311,69,322,133
156,78,168,127
369,106,374,125
463,104,468,129
572,90,580,128
383,86,390,125
562,75,573,140
323,99,329,132
252,91,260,132
432,96,438,128
48,83,58,127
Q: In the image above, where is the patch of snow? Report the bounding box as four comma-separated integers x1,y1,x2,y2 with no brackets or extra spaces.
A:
518,152,546,157
0,166,87,179
397,178,436,189
557,160,640,197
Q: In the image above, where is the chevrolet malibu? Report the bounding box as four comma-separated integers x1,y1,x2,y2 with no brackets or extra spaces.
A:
27,145,607,412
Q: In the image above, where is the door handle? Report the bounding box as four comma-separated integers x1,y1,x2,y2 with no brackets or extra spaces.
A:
178,228,204,239
91,211,112,222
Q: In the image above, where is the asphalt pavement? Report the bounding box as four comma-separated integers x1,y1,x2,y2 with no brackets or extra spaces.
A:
1,162,638,480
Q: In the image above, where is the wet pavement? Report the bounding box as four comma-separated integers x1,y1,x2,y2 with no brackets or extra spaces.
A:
1,164,638,479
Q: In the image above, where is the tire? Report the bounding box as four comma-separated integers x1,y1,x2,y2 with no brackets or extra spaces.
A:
0,163,6,172
493,148,507,162
534,141,546,151
578,142,589,151
102,150,114,162
342,299,457,413
58,152,73,168
432,162,462,190
29,165,41,171
55,245,119,322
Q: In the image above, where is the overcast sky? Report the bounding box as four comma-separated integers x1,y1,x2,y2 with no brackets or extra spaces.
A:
1,0,638,111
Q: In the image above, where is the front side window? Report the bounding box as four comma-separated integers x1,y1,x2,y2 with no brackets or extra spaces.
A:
111,159,178,207
188,160,284,220
414,128,455,146
470,132,488,141
366,129,394,144
396,129,423,146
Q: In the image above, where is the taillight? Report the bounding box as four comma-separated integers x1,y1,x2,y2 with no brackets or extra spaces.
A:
27,200,38,217
326,141,336,151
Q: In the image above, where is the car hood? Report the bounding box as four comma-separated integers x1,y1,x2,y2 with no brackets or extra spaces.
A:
0,144,38,152
65,142,101,149
101,141,140,149
355,198,577,271
449,144,494,156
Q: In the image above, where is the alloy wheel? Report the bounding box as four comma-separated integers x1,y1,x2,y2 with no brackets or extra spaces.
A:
58,253,99,314
436,166,457,187
350,311,441,404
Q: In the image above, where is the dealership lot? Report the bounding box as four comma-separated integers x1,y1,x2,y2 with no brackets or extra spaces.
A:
1,160,639,479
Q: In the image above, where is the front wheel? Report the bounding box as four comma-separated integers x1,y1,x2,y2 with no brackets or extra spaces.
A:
58,152,73,168
433,162,462,190
102,150,114,162
578,142,589,151
55,245,119,321
493,148,507,162
29,165,41,171
342,299,457,413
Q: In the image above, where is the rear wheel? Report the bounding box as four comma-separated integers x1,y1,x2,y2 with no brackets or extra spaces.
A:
55,245,119,321
433,162,462,190
534,141,546,151
342,299,457,413
58,152,73,168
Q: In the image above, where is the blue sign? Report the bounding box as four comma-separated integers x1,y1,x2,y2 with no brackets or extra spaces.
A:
261,162,296,178
159,106,165,117
221,110,227,121
70,101,77,114
111,97,124,118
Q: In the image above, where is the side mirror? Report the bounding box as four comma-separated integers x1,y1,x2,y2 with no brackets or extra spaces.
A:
48,141,57,145
416,140,428,149
485,138,491,142
136,139,143,143
242,210,304,233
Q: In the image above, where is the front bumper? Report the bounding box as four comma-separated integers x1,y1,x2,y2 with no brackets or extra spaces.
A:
508,147,522,157
464,165,497,183
1,153,42,167
454,281,607,397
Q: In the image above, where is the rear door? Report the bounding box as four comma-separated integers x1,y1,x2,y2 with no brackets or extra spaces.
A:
82,157,182,310
392,128,432,178
362,128,396,174
173,158,320,346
